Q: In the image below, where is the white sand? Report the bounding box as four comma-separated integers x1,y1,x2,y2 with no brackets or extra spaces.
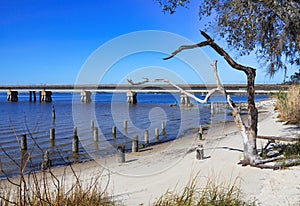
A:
1,99,300,205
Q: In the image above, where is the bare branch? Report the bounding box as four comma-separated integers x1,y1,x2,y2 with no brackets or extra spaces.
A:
127,78,149,85
128,77,219,104
257,135,299,142
163,41,209,60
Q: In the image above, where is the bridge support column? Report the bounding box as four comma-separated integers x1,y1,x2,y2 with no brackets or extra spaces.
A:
29,91,36,102
127,90,137,104
7,90,18,102
40,90,52,103
180,93,193,107
81,90,91,103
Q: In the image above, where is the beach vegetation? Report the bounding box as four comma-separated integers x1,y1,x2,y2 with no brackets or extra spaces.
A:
154,178,255,206
0,132,117,206
274,85,300,124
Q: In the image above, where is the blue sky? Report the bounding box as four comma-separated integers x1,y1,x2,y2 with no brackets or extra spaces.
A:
0,0,295,85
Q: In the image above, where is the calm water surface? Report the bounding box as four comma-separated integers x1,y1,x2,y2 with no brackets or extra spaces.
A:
0,92,268,178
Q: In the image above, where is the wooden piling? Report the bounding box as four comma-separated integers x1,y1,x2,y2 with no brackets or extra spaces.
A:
124,120,128,132
196,144,204,160
72,127,79,153
50,128,55,140
198,125,203,140
93,127,99,142
155,128,159,141
132,135,138,152
91,120,94,131
211,102,214,115
52,106,56,120
117,145,125,163
112,126,117,138
41,150,52,171
162,121,166,135
144,130,149,145
21,134,27,150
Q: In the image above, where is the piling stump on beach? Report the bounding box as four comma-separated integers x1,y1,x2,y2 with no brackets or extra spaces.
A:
41,151,52,171
196,144,204,160
21,134,27,150
132,135,138,153
144,130,149,145
50,128,55,140
72,127,79,153
155,128,159,141
198,126,203,140
117,145,125,163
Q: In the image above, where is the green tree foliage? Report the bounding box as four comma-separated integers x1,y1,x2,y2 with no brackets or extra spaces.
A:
156,0,300,76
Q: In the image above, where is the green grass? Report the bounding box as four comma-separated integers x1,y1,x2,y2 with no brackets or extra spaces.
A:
153,178,255,206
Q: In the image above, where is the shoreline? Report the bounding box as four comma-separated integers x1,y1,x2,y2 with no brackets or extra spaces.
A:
1,99,300,205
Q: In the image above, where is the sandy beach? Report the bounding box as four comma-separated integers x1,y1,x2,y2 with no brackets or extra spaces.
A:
1,99,300,205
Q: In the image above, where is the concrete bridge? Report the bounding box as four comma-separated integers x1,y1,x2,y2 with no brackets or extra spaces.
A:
0,84,288,104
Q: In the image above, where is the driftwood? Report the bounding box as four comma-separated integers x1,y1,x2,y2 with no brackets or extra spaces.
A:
257,135,299,142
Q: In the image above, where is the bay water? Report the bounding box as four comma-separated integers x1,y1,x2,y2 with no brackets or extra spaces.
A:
0,92,268,178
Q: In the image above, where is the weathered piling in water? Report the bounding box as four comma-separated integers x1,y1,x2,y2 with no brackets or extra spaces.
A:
117,145,125,163
198,125,203,140
112,126,117,138
162,121,166,136
72,127,79,153
196,144,204,160
50,128,55,140
52,106,56,120
91,120,94,131
93,127,98,142
144,130,149,145
132,135,138,152
155,128,159,141
124,120,128,132
41,150,52,171
21,134,27,150
210,102,214,115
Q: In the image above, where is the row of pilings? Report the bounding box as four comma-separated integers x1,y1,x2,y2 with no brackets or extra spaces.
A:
17,117,168,170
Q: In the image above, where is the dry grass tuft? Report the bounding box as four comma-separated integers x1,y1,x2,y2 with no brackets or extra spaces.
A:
274,85,300,124
153,178,255,206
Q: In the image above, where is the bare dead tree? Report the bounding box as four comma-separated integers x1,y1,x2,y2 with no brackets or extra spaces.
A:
128,31,300,169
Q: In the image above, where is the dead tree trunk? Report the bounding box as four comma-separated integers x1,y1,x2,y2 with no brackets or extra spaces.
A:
163,31,259,166
129,31,300,169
